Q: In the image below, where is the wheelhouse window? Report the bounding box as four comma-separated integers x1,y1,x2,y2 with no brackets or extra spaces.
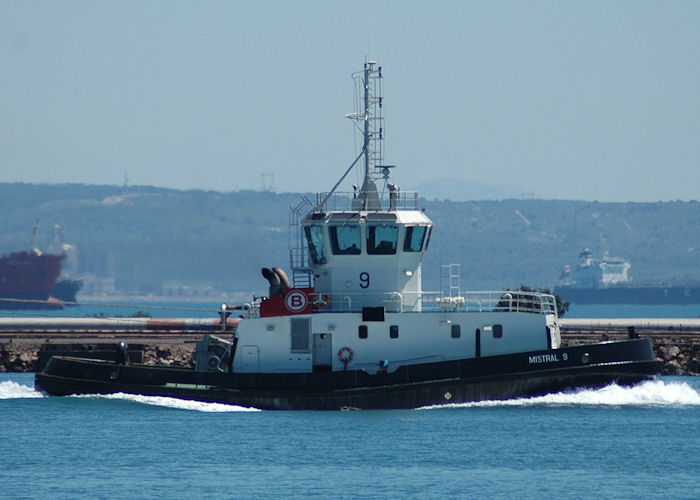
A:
424,226,433,251
304,225,327,264
403,226,427,252
367,225,398,255
329,225,361,255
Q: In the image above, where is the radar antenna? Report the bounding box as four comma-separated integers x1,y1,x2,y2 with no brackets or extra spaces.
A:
344,61,390,210
315,61,392,212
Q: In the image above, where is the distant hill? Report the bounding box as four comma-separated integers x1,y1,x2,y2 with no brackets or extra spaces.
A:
408,178,520,201
1,183,698,299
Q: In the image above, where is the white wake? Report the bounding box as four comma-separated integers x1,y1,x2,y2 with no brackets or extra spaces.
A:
0,378,257,411
0,380,45,399
73,392,260,412
4,377,698,411
420,379,700,409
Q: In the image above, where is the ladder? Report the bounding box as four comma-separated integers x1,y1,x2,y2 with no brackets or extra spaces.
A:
289,195,314,288
441,264,461,299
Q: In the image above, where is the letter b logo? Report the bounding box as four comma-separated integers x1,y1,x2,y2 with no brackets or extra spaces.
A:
285,290,308,312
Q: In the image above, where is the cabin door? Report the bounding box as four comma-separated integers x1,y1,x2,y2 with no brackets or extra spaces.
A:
239,345,259,372
312,333,332,370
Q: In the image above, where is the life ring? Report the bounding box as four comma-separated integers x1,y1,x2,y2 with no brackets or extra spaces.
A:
337,346,354,363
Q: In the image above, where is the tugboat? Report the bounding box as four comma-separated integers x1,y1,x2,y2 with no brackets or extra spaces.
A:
36,62,660,409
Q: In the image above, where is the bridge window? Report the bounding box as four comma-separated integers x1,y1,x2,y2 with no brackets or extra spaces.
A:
329,225,361,255
424,227,433,250
403,226,427,252
367,225,398,255
304,225,327,264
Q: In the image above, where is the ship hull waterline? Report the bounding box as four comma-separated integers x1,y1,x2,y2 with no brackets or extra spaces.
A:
35,338,660,410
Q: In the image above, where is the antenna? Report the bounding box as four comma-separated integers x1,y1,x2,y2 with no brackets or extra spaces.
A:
343,61,390,210
314,62,396,213
346,62,384,181
32,222,42,255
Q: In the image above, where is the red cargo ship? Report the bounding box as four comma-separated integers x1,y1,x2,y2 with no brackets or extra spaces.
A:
0,250,65,310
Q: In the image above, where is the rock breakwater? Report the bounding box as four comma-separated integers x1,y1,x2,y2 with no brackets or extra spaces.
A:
560,331,698,376
1,342,195,373
655,338,699,375
1,338,697,375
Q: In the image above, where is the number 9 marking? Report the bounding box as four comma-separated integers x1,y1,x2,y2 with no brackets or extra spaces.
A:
359,272,370,289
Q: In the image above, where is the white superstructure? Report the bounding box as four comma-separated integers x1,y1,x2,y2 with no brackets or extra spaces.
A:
231,62,559,375
559,248,632,288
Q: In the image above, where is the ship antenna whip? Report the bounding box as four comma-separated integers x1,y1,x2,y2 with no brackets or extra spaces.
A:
362,61,371,186
315,62,381,213
315,146,366,212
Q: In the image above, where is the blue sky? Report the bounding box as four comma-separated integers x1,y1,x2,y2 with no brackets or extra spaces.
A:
2,1,698,201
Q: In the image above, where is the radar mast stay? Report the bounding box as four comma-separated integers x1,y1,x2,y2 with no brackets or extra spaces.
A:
346,61,388,211
318,61,389,212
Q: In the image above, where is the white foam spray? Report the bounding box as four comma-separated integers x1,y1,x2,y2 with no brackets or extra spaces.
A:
72,392,260,412
0,380,45,399
3,377,697,411
419,379,700,410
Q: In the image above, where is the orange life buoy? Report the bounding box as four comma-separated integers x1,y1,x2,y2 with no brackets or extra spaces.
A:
337,346,354,363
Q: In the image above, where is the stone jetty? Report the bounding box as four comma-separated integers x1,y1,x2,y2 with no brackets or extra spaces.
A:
1,317,698,375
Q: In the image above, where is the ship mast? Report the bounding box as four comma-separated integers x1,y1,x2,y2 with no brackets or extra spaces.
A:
314,61,386,212
32,223,42,256
362,61,372,182
349,61,385,210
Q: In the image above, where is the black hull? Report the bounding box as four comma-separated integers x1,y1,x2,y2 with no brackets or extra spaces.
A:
35,338,661,410
52,279,82,304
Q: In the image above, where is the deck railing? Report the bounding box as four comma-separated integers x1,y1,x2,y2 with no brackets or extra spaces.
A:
314,191,420,212
423,290,558,315
236,289,557,318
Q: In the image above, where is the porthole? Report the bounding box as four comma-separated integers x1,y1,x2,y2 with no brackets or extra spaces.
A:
493,324,503,338
358,325,368,339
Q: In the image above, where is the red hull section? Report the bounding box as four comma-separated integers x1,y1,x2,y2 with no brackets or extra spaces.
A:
0,251,65,310
260,288,314,317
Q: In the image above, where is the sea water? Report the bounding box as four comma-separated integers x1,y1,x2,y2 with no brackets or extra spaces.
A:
1,301,699,498
1,373,698,499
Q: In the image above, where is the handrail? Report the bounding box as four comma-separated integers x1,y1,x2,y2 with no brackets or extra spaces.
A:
300,289,557,315
315,190,420,212
384,292,403,313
